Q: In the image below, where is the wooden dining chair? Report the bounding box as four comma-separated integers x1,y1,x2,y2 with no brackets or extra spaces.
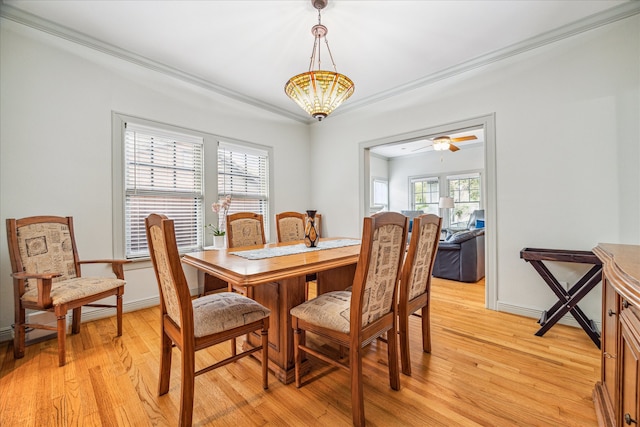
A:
398,213,442,376
275,211,323,298
6,215,129,366
290,211,408,427
226,212,266,249
275,211,306,243
275,211,323,243
145,213,270,427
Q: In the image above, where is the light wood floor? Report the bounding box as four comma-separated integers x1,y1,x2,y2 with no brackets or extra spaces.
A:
0,278,601,426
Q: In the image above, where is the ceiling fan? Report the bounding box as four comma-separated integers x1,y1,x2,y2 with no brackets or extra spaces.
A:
433,135,477,152
413,135,477,153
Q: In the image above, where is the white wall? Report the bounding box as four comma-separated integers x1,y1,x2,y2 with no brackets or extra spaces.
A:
310,16,640,324
0,20,309,340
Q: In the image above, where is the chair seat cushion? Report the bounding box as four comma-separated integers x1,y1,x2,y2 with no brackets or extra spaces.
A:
193,292,270,337
290,291,351,334
21,277,125,305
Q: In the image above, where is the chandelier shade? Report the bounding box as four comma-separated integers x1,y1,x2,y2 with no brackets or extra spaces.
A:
285,0,354,121
285,70,354,121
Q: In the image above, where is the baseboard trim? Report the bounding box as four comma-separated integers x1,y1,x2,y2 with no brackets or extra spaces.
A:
497,301,602,333
0,294,164,344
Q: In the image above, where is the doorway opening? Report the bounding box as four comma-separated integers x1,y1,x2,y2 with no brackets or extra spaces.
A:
358,114,497,310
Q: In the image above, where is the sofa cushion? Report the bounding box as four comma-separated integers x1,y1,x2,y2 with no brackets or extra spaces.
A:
447,230,474,244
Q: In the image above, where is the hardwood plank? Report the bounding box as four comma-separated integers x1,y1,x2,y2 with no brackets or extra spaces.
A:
0,277,600,426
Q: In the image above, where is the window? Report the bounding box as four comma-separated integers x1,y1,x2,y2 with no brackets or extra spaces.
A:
217,141,270,237
123,122,203,259
371,178,389,208
447,173,481,227
411,177,439,214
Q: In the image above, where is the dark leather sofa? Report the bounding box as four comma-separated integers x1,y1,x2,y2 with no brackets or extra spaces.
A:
432,228,485,282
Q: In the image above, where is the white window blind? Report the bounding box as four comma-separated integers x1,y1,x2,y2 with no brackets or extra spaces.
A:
217,141,269,236
125,122,204,259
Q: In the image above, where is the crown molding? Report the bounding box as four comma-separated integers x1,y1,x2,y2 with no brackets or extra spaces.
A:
0,2,311,124
332,1,640,118
2,1,639,124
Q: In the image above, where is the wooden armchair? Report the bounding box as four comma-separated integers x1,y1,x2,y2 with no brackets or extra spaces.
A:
290,212,408,426
226,212,266,249
398,214,442,375
6,215,129,366
145,214,270,427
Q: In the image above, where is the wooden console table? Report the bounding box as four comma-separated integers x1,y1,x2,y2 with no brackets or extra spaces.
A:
593,243,640,427
520,247,602,348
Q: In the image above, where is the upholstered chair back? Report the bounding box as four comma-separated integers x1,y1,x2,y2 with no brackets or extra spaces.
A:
226,212,266,248
352,212,407,329
406,215,441,300
147,216,188,328
275,212,306,242
13,218,79,292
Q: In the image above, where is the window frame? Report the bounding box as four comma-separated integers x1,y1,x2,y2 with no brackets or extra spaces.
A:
371,177,389,210
216,140,272,239
112,113,274,259
409,176,440,215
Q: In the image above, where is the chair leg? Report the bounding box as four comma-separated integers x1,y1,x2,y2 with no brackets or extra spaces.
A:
387,323,401,391
293,326,303,388
350,345,365,427
158,331,173,396
261,325,269,390
13,307,26,359
57,312,67,367
422,304,431,353
71,307,81,334
116,292,123,336
179,349,196,427
399,311,411,376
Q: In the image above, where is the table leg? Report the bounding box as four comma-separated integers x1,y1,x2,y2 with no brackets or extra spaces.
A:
246,275,310,384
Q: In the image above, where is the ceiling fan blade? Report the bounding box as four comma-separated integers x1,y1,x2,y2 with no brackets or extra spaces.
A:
449,144,460,152
451,135,477,142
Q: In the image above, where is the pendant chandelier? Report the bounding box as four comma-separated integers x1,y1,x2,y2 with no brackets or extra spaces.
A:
284,0,354,121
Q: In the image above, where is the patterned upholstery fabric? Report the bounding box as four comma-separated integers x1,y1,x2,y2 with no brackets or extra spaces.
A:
361,224,404,327
289,291,351,333
21,277,125,305
150,226,182,326
291,223,404,331
229,218,264,248
16,222,77,291
279,217,305,242
193,292,270,337
407,222,439,300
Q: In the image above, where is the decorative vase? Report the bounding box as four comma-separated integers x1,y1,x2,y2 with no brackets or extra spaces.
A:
213,235,225,249
304,210,319,248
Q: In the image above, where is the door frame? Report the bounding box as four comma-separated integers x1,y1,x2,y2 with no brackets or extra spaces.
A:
358,113,497,310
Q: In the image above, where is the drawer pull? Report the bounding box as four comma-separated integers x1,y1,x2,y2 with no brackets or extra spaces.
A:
608,309,616,316
603,352,616,359
623,300,632,309
625,413,637,425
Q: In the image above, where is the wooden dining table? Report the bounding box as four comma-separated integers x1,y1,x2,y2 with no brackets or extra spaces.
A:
182,238,360,384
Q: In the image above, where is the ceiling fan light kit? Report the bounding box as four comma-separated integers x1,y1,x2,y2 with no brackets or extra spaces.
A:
284,0,354,121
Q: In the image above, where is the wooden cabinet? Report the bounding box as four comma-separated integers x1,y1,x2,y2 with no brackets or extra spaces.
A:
593,244,640,427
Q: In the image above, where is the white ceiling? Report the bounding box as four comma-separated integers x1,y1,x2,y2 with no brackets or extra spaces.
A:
1,0,636,124
370,128,484,158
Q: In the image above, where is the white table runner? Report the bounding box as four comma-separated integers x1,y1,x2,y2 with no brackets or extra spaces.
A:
229,239,360,260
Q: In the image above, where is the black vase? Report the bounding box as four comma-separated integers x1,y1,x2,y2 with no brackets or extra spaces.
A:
304,210,319,248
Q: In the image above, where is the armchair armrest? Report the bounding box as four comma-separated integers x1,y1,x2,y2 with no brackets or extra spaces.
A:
11,271,61,308
78,259,131,280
